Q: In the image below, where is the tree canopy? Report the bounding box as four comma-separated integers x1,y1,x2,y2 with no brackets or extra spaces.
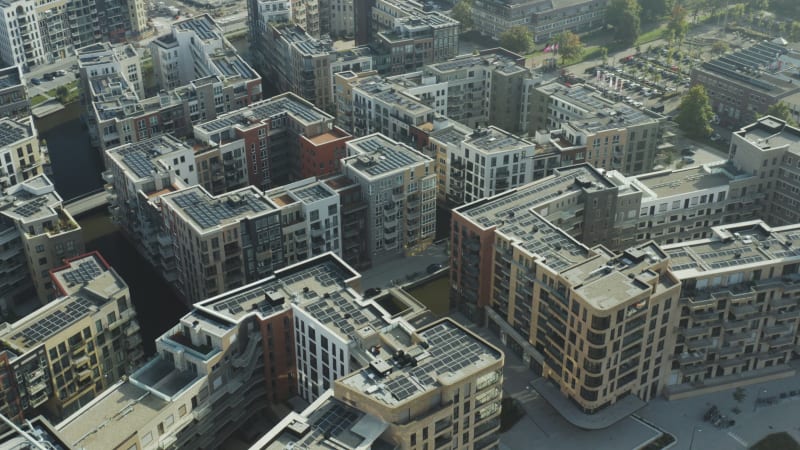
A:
499,26,534,54
666,5,689,43
765,102,798,126
638,0,673,22
607,0,641,46
556,31,583,63
451,0,473,31
676,85,714,139
710,40,729,55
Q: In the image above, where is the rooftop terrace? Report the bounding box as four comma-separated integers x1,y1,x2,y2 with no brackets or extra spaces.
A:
338,319,502,407
196,93,330,135
735,116,800,151
465,126,533,153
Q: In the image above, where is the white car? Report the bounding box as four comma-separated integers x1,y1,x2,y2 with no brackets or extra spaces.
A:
710,133,722,142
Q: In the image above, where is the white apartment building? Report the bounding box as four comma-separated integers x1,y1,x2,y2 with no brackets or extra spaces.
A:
0,0,45,69
253,0,291,24
439,126,536,205
341,133,437,258
265,177,342,266
329,0,353,38
0,115,49,190
0,175,83,307
76,42,144,102
103,135,196,283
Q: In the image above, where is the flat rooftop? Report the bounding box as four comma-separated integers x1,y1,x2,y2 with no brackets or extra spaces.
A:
338,319,503,407
456,164,614,271
0,117,33,147
0,175,63,224
161,186,274,231
735,116,800,152
50,251,125,297
259,393,389,450
175,14,221,41
663,221,800,275
698,40,800,95
465,126,533,153
426,51,525,74
57,381,168,450
0,66,22,89
266,178,338,207
634,165,732,198
107,135,193,180
344,134,431,178
196,93,330,135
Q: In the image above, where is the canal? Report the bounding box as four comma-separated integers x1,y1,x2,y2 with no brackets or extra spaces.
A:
36,106,188,355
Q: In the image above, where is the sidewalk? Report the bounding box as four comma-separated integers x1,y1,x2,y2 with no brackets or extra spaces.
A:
359,241,449,290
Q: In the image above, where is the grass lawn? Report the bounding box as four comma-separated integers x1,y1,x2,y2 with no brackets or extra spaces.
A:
562,45,602,66
636,24,667,45
751,432,800,450
405,275,450,316
31,94,49,107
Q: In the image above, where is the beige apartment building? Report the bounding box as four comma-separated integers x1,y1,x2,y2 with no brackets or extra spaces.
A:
0,252,144,421
342,133,437,258
160,185,284,304
0,66,30,119
662,221,800,398
0,175,83,307
0,116,49,190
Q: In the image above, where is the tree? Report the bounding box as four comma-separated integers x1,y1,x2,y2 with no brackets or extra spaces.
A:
451,0,473,31
666,5,689,44
791,21,800,42
765,101,798,126
556,31,583,64
676,85,714,139
499,26,534,54
639,0,673,23
55,85,69,104
607,0,641,46
711,40,729,55
733,387,747,403
600,46,609,66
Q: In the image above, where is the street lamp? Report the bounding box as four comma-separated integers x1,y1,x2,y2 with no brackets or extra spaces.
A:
689,426,702,450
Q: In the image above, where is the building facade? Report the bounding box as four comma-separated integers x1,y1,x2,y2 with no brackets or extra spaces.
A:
0,66,29,119
0,115,49,191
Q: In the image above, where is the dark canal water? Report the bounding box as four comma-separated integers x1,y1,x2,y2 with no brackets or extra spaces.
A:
36,107,188,355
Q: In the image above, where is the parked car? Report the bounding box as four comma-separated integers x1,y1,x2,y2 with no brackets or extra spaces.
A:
682,156,695,164
30,78,40,85
710,133,722,142
427,263,443,274
364,287,381,298
43,73,54,81
681,146,695,156
56,70,66,77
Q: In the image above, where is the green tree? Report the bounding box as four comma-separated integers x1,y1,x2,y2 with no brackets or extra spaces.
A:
638,0,673,22
556,31,583,64
765,101,798,126
791,21,800,42
499,26,534,54
733,387,747,403
55,85,69,103
711,40,729,55
600,46,609,66
676,85,714,139
451,0,473,31
666,5,689,44
608,0,642,46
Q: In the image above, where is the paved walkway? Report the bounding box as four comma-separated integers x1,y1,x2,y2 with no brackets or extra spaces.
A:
359,241,449,290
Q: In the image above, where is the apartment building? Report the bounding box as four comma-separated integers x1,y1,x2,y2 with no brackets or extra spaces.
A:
103,135,197,285
727,116,800,225
0,116,49,191
0,251,144,421
471,0,606,42
255,317,505,450
77,42,144,99
192,92,344,189
536,82,666,175
323,174,370,269
0,66,29,119
342,133,437,259
79,17,262,154
265,177,342,266
54,253,364,449
0,0,45,69
0,175,83,307
691,40,800,128
0,416,69,447
372,6,460,75
160,185,284,304
329,0,354,38
661,221,800,397
435,126,537,206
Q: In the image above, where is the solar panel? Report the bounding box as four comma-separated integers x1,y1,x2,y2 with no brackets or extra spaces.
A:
11,297,93,345
62,261,104,286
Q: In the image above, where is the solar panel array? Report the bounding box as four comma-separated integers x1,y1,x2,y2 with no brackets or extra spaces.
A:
351,136,425,176
294,184,334,203
772,248,800,259
120,145,158,178
11,297,93,346
469,129,527,152
177,16,219,41
708,255,765,269
212,57,256,80
199,96,324,134
299,402,362,445
170,190,270,229
305,290,374,338
61,260,103,286
0,120,27,146
671,262,697,271
383,322,498,402
12,196,49,218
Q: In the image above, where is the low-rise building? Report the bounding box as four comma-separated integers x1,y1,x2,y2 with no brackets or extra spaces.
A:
0,175,83,307
342,133,437,259
471,0,607,42
0,66,29,119
0,251,143,421
0,116,49,191
691,40,800,128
